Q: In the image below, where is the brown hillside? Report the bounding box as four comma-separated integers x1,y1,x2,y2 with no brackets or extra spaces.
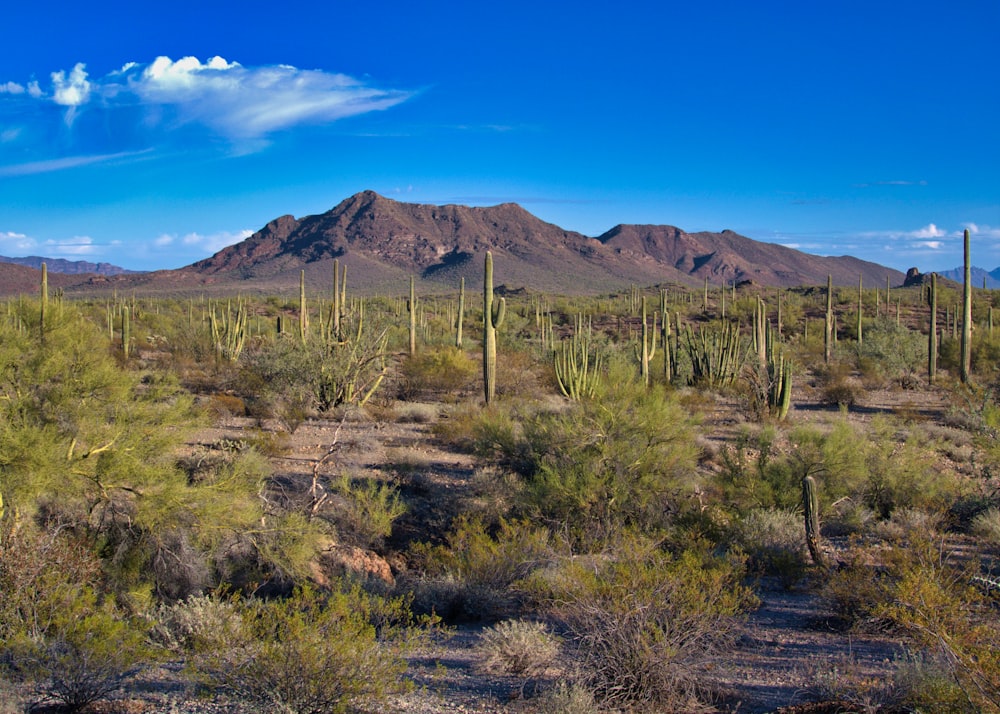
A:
18,191,910,297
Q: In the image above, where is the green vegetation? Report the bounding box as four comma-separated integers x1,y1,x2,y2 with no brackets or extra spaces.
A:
2,268,999,711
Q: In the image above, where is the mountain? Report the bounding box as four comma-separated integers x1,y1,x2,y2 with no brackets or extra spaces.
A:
0,255,138,276
10,191,907,297
936,266,1000,289
165,190,902,293
0,262,98,294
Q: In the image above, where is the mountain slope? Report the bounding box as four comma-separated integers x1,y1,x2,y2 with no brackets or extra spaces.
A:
35,191,909,297
0,255,138,276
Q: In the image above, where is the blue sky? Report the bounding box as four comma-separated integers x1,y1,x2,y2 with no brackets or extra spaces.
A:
1,0,997,273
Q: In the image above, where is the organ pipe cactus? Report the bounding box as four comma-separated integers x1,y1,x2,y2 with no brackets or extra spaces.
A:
210,298,248,362
682,321,744,388
483,251,505,404
554,314,602,401
752,298,792,420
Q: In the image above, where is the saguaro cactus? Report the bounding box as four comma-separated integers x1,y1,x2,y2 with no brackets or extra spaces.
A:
636,296,657,386
121,306,131,359
961,228,972,384
483,252,505,404
407,276,418,356
824,275,833,363
928,272,938,384
803,475,825,567
456,277,465,348
856,275,863,346
40,262,48,343
299,270,308,344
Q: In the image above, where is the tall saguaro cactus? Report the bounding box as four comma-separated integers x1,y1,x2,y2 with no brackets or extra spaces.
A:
961,228,972,384
483,251,506,404
407,276,418,356
824,275,833,363
928,272,938,384
636,296,657,386
299,270,308,344
856,275,863,346
456,277,465,348
40,262,48,343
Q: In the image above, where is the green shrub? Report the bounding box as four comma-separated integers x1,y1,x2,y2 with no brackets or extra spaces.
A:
409,517,553,621
518,376,701,548
477,619,561,676
193,585,417,714
398,346,477,399
729,508,807,584
972,507,1000,547
537,538,754,711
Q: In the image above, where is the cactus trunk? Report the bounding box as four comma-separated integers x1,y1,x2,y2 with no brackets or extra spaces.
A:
483,252,505,404
803,475,825,567
961,228,972,383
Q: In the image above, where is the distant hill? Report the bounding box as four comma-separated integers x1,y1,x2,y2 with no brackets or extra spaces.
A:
8,191,908,297
165,190,903,294
0,255,139,276
0,262,97,294
936,266,1000,289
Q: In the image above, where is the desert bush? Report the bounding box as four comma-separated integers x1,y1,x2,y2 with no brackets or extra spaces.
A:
972,507,1000,547
856,317,926,387
729,508,807,584
409,517,553,621
2,574,153,713
539,539,754,711
150,593,242,653
398,346,477,399
477,619,561,676
530,681,600,714
326,474,406,550
193,585,417,714
823,535,1000,710
517,373,701,548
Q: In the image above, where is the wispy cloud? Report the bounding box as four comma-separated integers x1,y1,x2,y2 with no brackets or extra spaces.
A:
154,229,253,254
0,55,414,167
0,149,153,177
853,179,929,188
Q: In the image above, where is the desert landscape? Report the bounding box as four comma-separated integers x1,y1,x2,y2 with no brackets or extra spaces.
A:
1,215,998,712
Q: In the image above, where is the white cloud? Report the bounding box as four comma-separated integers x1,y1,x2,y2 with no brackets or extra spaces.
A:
911,223,945,239
2,55,413,144
0,81,25,94
0,230,36,253
915,241,943,250
43,236,97,256
51,63,91,107
177,229,253,252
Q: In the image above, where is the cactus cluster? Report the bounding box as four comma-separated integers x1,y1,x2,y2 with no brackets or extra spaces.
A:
210,298,248,362
555,314,602,401
635,296,657,386
752,298,792,420
682,321,744,388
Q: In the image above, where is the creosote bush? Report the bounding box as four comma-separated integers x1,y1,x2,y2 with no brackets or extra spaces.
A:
533,537,755,711
191,585,419,714
477,619,561,676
